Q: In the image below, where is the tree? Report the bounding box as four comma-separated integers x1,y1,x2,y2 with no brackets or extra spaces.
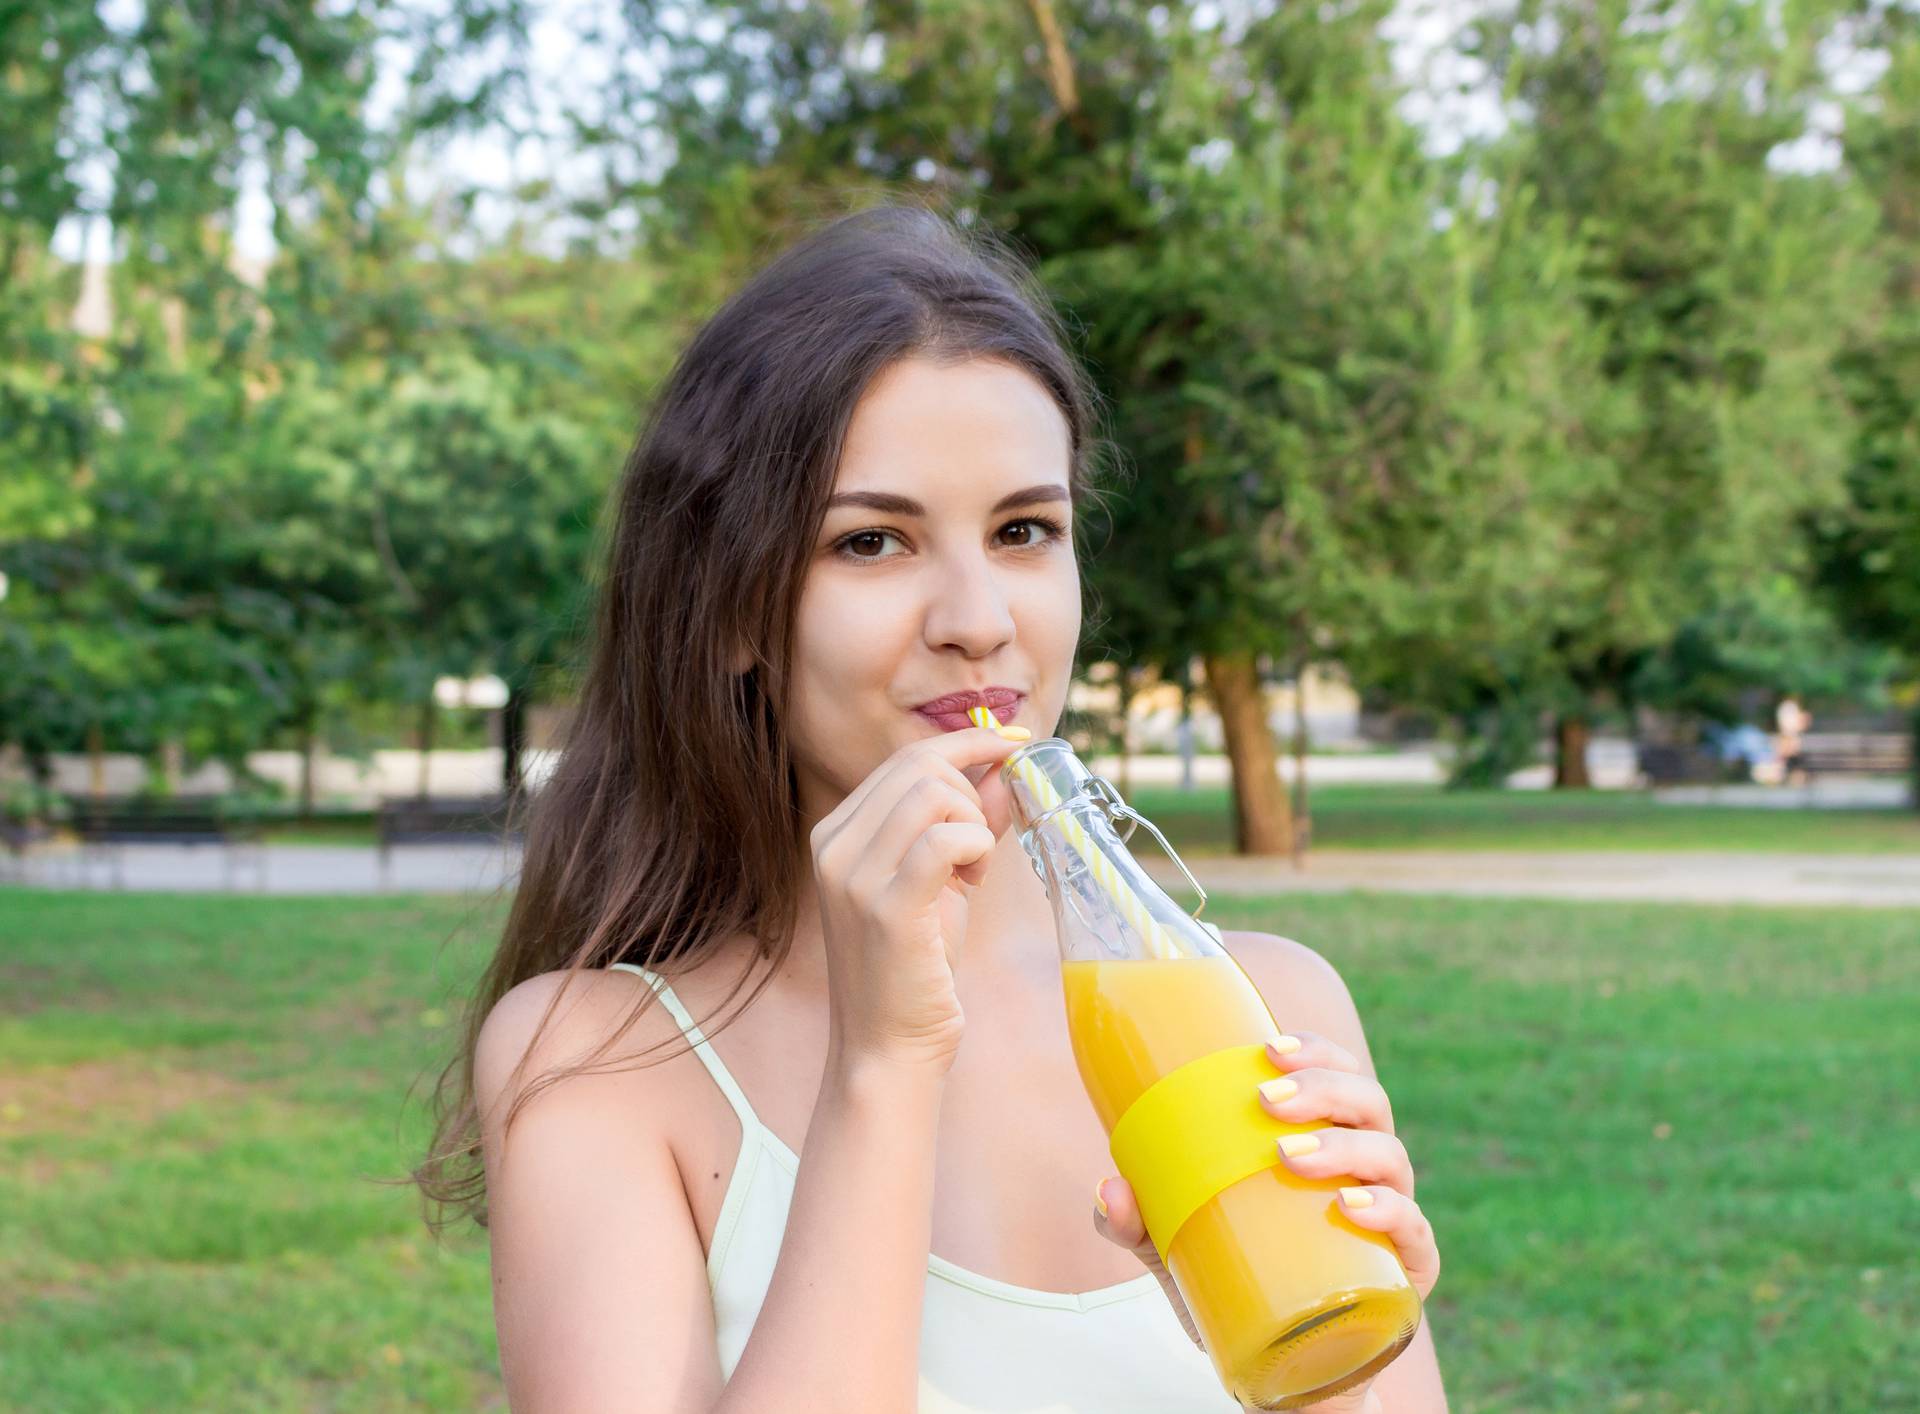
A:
0,0,540,794
1813,2,1920,806
1461,0,1885,785
547,0,1595,854
346,349,603,796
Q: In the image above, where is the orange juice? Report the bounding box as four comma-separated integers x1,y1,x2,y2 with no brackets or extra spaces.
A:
1063,954,1422,1409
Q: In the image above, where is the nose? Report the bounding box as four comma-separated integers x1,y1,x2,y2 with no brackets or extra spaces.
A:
922,548,1016,657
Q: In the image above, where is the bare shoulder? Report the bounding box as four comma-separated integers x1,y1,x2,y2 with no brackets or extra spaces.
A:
475,966,726,1411
474,965,667,1117
1215,928,1379,1077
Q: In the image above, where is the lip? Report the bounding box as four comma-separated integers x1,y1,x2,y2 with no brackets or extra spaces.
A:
911,686,1025,732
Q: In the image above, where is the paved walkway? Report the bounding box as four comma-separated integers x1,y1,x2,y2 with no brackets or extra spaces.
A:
3,842,523,897
1137,849,1920,909
4,840,1917,908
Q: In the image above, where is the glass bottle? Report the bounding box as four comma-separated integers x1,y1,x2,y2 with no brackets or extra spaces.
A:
999,735,1422,1410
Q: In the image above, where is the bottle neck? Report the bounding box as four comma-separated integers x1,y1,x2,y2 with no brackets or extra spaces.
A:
1004,749,1215,964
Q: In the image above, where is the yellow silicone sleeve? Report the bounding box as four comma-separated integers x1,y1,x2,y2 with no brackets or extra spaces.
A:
1108,1042,1312,1264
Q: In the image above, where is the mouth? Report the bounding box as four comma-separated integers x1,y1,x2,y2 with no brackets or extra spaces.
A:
911,687,1026,733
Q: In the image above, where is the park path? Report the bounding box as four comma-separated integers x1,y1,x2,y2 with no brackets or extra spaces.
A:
4,842,1918,908
1138,849,1920,910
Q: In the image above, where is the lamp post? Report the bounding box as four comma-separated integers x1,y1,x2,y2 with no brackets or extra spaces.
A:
431,674,511,796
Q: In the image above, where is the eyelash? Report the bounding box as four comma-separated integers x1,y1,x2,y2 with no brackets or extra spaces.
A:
831,515,1070,565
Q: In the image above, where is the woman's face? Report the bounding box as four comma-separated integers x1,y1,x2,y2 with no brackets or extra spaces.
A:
787,355,1083,821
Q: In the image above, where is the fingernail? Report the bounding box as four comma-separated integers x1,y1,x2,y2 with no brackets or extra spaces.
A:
1258,1076,1298,1104
1267,1034,1301,1057
1277,1132,1320,1159
1340,1186,1374,1209
997,725,1032,740
1093,1180,1109,1219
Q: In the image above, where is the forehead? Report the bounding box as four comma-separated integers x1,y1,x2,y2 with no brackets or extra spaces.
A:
833,356,1071,495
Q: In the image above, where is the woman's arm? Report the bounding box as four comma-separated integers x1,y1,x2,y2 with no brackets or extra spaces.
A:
717,1046,947,1412
478,969,948,1413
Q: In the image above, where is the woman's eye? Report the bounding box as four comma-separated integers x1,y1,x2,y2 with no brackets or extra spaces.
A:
999,516,1067,548
837,529,903,560
833,517,1067,563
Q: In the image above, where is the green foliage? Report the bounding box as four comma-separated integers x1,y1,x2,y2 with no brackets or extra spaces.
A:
1444,703,1548,790
1452,0,1889,730
1630,574,1901,723
3,0,1916,803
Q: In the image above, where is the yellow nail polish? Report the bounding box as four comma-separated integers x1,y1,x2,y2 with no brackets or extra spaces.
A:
1268,1034,1301,1056
998,725,1032,740
1278,1132,1320,1159
1093,1180,1109,1219
1258,1076,1298,1104
1340,1186,1375,1209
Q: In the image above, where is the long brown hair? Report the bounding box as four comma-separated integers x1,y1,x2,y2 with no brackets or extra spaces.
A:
412,198,1120,1231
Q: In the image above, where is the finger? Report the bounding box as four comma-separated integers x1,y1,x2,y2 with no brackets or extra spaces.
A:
923,724,1035,771
1091,1176,1153,1256
820,738,983,843
886,820,998,904
853,776,988,887
1094,1176,1205,1350
1333,1185,1441,1300
961,755,1016,841
1264,1028,1363,1077
1256,1067,1395,1134
930,728,1030,839
827,731,1020,846
1275,1127,1416,1199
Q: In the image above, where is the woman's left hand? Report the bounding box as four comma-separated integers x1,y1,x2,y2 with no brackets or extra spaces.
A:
1092,1030,1442,1409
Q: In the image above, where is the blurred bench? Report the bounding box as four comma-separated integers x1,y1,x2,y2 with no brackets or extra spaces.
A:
72,796,267,889
1636,743,1739,787
1,818,52,882
376,795,522,886
1796,732,1912,778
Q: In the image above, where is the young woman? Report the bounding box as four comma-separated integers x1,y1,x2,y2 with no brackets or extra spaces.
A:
417,204,1446,1412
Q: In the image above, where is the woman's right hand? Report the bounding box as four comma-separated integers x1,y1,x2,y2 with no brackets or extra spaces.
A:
810,724,1031,1078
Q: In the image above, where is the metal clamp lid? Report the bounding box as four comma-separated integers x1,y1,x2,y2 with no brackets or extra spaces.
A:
1019,772,1209,921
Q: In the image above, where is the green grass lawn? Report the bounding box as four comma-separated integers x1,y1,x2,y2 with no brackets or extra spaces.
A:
2,889,1914,1411
1127,783,1920,855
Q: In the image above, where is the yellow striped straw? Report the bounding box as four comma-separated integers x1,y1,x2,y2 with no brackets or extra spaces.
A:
970,705,1180,959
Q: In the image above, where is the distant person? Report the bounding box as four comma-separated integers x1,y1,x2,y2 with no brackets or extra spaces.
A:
1705,721,1776,783
1774,695,1812,786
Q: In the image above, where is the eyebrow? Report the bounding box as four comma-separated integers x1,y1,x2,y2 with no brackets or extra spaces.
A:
824,482,1073,516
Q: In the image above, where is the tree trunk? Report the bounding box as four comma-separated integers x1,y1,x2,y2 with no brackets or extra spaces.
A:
1177,667,1195,792
417,698,436,799
1909,705,1920,814
1554,713,1592,789
87,721,106,799
297,707,318,819
1291,663,1310,866
502,687,528,799
1202,649,1293,856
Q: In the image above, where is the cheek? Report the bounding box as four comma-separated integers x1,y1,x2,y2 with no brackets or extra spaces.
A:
794,580,908,689
1035,572,1081,732
787,579,912,762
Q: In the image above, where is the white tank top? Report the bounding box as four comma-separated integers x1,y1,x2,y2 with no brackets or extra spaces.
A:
610,963,1243,1412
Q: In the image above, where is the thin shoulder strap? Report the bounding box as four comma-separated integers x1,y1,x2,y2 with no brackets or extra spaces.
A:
609,962,763,1133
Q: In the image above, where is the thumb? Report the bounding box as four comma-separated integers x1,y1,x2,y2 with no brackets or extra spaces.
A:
1092,1175,1153,1256
967,761,1015,840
